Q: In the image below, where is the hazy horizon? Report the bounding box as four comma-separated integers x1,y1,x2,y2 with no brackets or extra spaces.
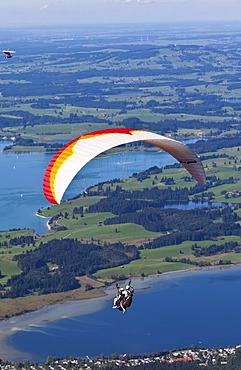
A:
1,0,241,29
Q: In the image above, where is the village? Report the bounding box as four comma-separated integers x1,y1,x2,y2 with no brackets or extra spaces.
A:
0,345,240,369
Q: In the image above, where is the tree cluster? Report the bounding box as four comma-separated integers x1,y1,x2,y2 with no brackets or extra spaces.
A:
9,235,35,246
192,241,240,257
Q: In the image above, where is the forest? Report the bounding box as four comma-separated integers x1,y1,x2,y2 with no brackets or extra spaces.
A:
2,239,139,298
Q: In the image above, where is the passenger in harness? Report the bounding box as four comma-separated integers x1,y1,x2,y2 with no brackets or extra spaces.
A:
113,281,134,313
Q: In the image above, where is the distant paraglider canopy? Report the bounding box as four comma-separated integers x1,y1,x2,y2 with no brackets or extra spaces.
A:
43,128,206,205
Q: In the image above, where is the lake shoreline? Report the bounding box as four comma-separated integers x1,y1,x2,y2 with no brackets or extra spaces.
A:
0,262,235,322
0,263,238,363
35,212,51,231
0,269,192,362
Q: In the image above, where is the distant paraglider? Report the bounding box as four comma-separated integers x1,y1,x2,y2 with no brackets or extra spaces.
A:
3,50,15,59
43,128,206,205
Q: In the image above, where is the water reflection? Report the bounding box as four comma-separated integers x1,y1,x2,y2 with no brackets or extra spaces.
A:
164,201,224,210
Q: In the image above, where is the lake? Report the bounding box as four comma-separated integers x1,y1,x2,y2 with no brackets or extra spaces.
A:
5,265,241,363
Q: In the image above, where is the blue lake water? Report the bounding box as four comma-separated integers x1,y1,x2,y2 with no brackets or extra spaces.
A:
9,265,241,363
164,201,225,210
0,142,49,234
0,141,178,234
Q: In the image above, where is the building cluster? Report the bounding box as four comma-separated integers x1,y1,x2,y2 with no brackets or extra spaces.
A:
0,345,239,370
81,346,237,368
225,189,241,197
160,346,236,366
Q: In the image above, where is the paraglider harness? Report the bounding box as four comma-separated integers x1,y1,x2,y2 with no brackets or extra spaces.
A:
115,281,134,312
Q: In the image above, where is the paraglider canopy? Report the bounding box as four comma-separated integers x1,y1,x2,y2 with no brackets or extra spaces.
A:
43,128,205,205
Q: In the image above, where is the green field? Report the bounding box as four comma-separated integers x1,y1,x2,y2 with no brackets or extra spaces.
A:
94,236,241,279
0,229,38,284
